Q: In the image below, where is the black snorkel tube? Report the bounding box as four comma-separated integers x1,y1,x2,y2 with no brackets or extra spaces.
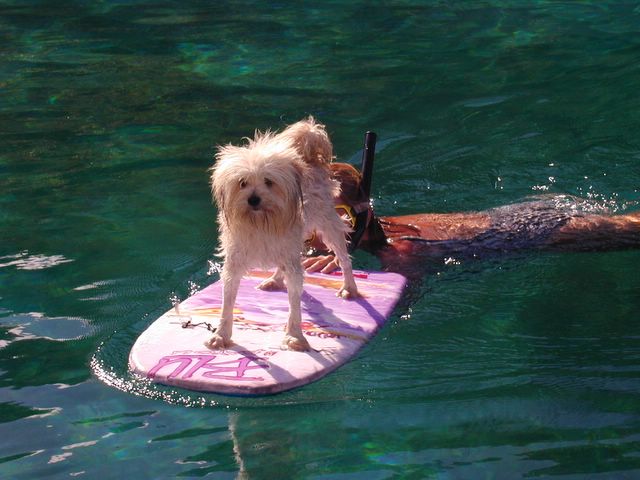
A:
348,131,377,253
360,131,376,200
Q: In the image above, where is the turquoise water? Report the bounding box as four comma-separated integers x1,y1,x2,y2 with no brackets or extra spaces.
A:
2,1,640,478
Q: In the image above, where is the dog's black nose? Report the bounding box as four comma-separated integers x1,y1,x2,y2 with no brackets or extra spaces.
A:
248,195,261,207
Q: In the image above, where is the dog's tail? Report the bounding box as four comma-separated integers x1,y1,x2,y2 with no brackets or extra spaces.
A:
278,116,333,166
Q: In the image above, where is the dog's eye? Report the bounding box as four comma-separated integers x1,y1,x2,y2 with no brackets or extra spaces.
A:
264,178,273,188
239,179,247,189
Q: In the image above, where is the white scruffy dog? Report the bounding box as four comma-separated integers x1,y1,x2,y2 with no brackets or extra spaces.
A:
207,117,359,351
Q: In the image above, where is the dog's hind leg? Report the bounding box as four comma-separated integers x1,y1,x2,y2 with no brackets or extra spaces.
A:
322,232,359,299
257,267,286,291
281,262,311,351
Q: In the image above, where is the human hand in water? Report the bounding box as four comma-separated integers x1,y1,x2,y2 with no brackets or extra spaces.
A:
302,254,339,274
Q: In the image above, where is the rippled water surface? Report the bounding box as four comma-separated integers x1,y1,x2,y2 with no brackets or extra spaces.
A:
2,1,640,478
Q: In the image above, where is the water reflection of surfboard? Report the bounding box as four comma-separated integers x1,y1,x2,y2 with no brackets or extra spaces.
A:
129,270,406,396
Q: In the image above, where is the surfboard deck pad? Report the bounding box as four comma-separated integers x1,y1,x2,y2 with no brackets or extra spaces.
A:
129,270,406,396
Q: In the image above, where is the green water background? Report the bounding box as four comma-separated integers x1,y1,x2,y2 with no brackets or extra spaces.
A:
2,1,640,478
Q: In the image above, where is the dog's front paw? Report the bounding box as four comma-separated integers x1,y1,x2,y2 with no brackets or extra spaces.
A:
205,334,233,350
257,277,286,291
282,334,311,352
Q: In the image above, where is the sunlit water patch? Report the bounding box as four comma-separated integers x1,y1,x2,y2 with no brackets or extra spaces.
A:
0,312,92,348
0,252,74,271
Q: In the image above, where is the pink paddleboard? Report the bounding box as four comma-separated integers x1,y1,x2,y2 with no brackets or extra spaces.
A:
129,270,406,395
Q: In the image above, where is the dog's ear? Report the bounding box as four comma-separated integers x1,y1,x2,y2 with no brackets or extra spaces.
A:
209,164,223,206
214,188,226,214
211,143,242,210
210,148,232,227
211,172,235,230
